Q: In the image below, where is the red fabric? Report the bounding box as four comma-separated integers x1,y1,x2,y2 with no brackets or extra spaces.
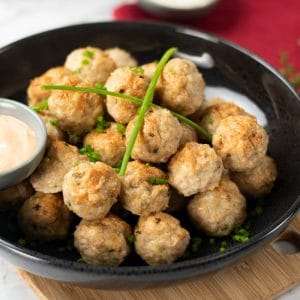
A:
113,1,300,70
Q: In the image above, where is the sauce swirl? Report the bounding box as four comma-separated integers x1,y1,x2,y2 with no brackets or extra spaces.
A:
0,115,36,173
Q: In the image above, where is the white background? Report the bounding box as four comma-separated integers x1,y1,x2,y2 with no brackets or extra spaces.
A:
0,0,298,299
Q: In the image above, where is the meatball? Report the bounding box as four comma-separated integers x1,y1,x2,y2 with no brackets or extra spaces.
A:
48,76,103,135
213,115,268,172
168,142,223,196
27,66,71,107
18,192,72,241
187,179,247,237
200,102,250,135
0,180,34,211
126,107,183,163
105,67,149,124
141,61,163,91
134,212,190,265
64,46,116,84
63,162,120,221
120,161,169,216
83,124,125,167
157,58,205,116
74,214,131,266
231,155,277,198
104,47,138,68
39,113,65,146
30,141,87,193
178,123,198,148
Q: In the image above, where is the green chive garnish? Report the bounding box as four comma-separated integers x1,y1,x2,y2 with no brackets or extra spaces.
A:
31,99,48,112
149,176,168,185
79,145,101,162
96,116,110,133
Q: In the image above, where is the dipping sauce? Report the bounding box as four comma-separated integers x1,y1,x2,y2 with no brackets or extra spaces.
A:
0,115,36,173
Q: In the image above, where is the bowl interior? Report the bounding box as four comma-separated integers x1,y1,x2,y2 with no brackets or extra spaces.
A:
0,22,299,270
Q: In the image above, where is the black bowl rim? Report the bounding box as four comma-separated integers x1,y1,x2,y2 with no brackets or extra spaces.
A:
0,21,299,276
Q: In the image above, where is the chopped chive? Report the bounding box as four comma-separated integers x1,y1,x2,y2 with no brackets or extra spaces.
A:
127,235,135,244
49,118,59,126
18,238,26,247
149,176,168,185
129,66,144,75
79,145,101,162
95,82,106,90
191,237,202,253
72,67,82,74
31,99,48,112
83,50,94,59
169,67,175,75
96,116,111,133
115,123,126,136
207,117,213,125
82,58,90,65
76,257,86,263
209,238,215,245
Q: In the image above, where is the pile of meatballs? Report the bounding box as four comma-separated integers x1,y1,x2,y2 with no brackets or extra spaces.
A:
0,46,277,267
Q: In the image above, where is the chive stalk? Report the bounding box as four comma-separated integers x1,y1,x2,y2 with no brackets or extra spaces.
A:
42,86,211,141
119,47,177,175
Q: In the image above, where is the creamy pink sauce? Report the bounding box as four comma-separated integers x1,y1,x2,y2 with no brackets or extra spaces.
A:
0,115,36,173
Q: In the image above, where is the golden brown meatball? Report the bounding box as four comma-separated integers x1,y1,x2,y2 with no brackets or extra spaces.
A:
105,67,149,124
30,141,87,193
64,46,116,84
141,61,163,92
187,179,247,237
178,123,198,148
0,180,34,211
83,124,125,167
157,58,205,116
18,192,72,241
213,115,268,172
231,155,277,198
119,161,169,216
48,76,103,135
74,214,131,266
134,212,190,265
27,66,71,107
63,162,120,221
126,107,183,163
168,142,223,196
39,113,65,146
200,102,250,135
104,47,138,68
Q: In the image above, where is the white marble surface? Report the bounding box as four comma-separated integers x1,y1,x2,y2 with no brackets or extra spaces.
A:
0,1,299,299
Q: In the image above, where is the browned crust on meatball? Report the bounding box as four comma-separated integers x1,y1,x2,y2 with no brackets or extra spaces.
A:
134,212,190,265
74,214,131,266
119,161,169,216
18,192,72,241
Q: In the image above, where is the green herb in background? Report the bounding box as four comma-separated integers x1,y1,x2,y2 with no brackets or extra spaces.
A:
80,145,101,162
219,240,227,252
279,49,300,91
31,99,48,112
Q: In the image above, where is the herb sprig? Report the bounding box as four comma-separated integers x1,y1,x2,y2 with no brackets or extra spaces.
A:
79,145,101,162
31,99,48,112
149,176,168,185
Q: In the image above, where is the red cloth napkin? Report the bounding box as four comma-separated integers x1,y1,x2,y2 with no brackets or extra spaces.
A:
113,1,300,70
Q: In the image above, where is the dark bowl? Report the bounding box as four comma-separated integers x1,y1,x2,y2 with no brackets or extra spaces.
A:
0,21,299,290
